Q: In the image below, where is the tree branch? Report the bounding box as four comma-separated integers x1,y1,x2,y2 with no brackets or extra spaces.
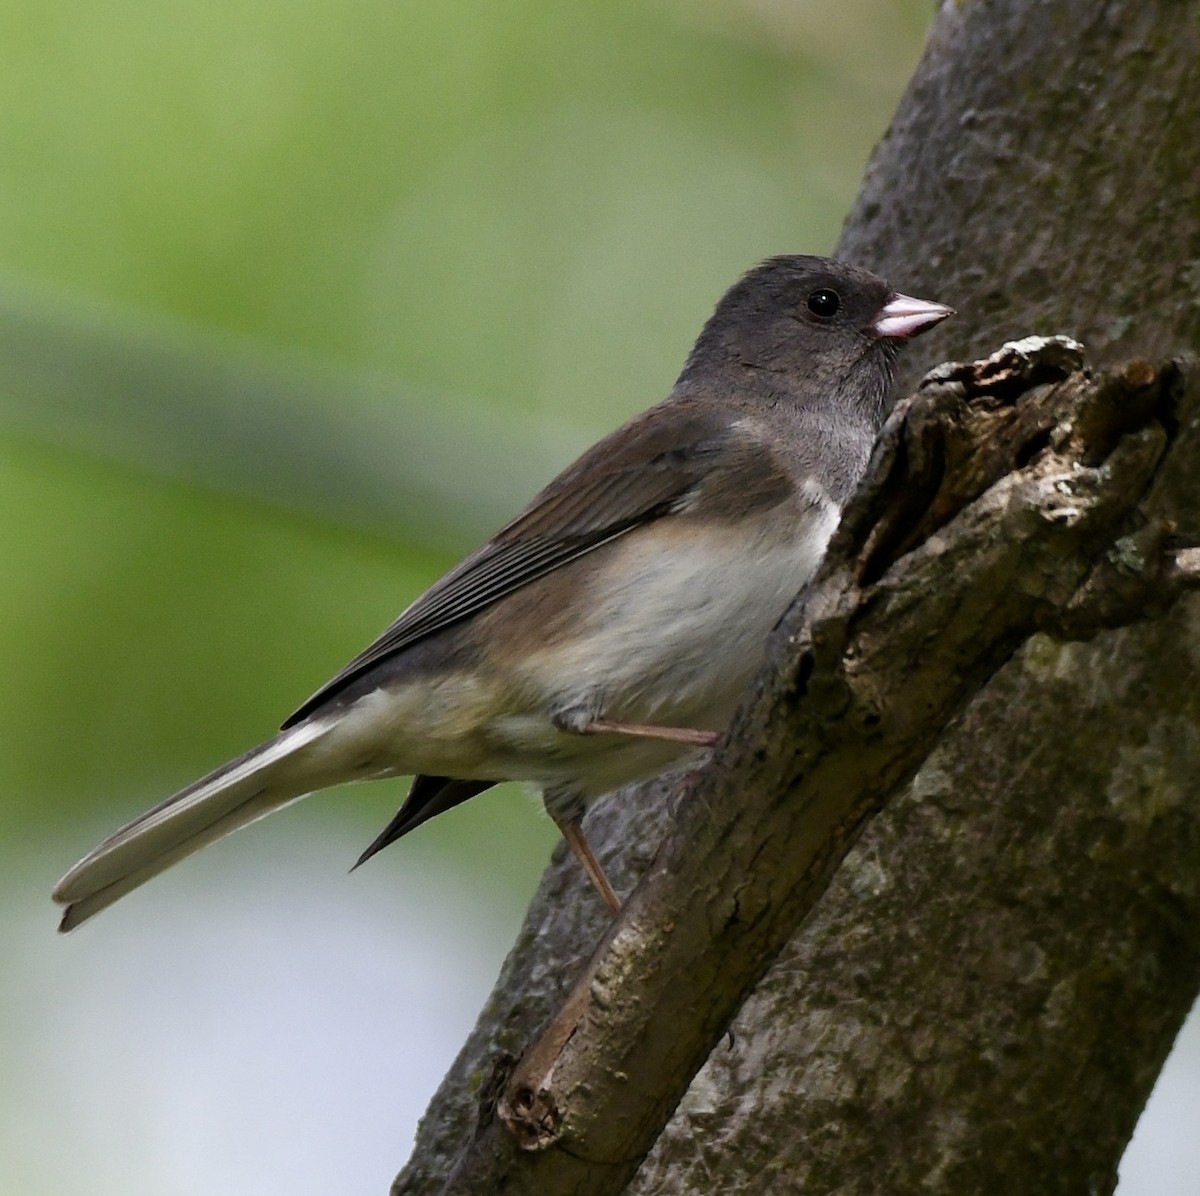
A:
393,1,1200,1191
393,343,1196,1195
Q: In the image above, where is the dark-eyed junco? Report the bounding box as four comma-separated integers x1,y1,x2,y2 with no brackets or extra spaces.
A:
53,256,951,930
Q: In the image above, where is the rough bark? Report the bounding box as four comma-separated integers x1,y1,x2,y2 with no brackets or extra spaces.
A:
392,2,1200,1193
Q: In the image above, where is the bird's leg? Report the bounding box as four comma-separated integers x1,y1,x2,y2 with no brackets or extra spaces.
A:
550,812,622,915
550,705,721,748
577,719,721,748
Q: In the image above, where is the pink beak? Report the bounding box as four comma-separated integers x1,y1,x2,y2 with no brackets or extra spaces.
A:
872,292,955,339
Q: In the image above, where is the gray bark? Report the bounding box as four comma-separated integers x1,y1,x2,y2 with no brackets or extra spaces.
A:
392,1,1200,1193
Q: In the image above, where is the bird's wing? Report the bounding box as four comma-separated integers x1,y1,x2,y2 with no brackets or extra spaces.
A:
283,401,788,726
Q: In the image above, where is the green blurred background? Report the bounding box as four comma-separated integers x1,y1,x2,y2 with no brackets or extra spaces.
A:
1,2,1194,1192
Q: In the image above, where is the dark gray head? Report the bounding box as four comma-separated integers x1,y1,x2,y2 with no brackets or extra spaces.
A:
677,254,952,424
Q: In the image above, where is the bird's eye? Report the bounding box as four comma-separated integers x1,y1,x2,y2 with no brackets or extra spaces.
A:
806,288,841,318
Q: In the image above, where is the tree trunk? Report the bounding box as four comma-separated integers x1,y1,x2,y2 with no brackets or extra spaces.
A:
392,2,1200,1192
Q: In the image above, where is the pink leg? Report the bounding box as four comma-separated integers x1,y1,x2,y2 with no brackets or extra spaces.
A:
556,817,622,914
579,719,721,748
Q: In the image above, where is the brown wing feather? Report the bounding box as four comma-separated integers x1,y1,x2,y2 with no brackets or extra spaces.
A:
281,402,737,727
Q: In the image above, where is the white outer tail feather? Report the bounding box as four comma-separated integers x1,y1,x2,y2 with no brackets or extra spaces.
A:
53,720,333,931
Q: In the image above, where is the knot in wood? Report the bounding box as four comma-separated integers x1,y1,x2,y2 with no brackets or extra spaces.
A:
498,1083,564,1152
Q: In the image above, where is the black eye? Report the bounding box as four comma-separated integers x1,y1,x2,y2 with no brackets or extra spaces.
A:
806,288,841,318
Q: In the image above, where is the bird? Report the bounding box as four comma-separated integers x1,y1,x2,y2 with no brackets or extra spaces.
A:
53,255,952,931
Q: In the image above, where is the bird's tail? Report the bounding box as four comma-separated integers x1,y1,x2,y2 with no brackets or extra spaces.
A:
53,720,334,932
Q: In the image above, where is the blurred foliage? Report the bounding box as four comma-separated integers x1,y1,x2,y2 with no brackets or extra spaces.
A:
0,0,931,865
0,0,931,415
0,436,440,820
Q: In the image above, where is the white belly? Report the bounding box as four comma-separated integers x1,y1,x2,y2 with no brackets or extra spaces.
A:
320,499,838,803
490,502,839,796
